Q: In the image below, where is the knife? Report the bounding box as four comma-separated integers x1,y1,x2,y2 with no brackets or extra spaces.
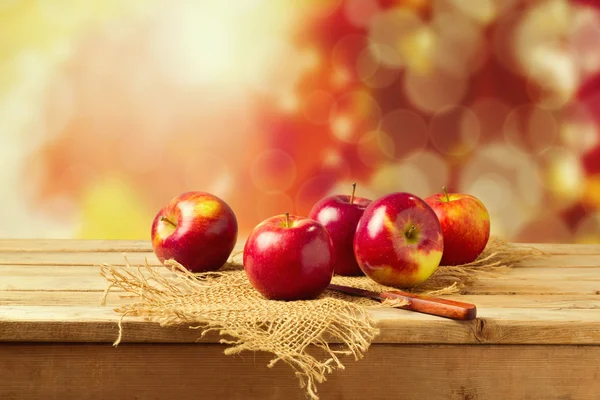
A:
328,284,477,321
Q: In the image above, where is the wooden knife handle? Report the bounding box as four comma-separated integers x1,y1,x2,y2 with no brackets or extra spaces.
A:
380,290,477,321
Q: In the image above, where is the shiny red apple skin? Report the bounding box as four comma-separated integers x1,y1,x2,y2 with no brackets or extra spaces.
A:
151,191,238,272
308,194,371,276
243,214,335,300
425,192,491,266
353,192,444,288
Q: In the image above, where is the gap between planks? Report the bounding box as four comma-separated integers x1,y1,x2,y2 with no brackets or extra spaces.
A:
1,305,600,344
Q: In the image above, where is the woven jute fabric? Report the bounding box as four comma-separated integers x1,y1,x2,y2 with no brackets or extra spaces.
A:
100,237,542,399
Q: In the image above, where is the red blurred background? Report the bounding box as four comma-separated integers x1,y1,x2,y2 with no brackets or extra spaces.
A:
2,0,600,242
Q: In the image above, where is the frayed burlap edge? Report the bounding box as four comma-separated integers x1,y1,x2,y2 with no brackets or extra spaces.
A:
99,237,543,399
100,260,383,400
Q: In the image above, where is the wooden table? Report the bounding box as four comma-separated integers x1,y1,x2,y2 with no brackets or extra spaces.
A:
1,240,599,400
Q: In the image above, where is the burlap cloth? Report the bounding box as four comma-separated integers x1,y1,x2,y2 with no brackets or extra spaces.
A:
100,237,542,399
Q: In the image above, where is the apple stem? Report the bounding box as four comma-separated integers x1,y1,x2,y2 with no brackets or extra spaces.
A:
350,182,356,204
443,186,450,202
285,212,290,228
160,216,177,228
406,225,416,239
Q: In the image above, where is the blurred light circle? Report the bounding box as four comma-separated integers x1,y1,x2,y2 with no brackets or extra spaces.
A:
431,11,487,77
515,1,579,108
463,174,512,214
460,143,542,235
430,105,480,156
256,192,295,221
503,105,558,155
330,90,382,143
404,67,467,114
331,35,369,88
536,146,585,206
524,46,578,110
471,97,512,142
302,90,335,124
433,0,517,23
344,0,381,28
357,130,395,167
368,8,423,68
559,102,600,155
356,45,400,89
321,148,351,179
446,0,496,25
250,149,297,193
380,109,429,159
369,151,449,199
570,7,600,79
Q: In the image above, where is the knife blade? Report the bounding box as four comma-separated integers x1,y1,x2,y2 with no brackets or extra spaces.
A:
328,284,477,321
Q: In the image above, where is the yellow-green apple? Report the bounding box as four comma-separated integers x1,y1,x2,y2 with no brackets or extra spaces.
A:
151,191,238,272
308,183,371,276
425,187,490,265
353,192,444,288
243,213,334,300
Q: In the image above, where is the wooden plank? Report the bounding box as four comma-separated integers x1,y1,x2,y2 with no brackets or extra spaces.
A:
0,252,163,266
1,265,598,294
0,239,154,253
0,250,597,269
3,291,599,309
1,305,600,344
1,343,599,400
516,242,600,255
0,239,597,256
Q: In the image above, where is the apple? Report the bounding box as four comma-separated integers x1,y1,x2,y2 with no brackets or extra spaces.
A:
151,191,238,272
308,183,371,276
243,213,334,300
425,187,490,266
353,192,444,288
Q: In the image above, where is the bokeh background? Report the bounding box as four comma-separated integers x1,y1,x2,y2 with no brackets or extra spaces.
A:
1,0,600,243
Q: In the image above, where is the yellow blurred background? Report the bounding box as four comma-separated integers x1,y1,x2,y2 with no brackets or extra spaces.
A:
1,0,600,243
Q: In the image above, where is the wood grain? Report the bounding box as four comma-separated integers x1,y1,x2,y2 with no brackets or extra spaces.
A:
2,265,599,294
2,304,600,344
1,240,599,346
3,291,600,309
1,343,599,400
0,250,598,268
0,239,597,255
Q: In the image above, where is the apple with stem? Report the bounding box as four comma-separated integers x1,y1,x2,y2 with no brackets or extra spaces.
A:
243,212,334,300
425,187,490,266
353,192,444,288
151,191,238,272
308,183,371,276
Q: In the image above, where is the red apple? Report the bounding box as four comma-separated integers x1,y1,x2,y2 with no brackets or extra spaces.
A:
151,191,238,272
243,213,334,300
353,192,444,288
308,183,371,276
425,187,490,266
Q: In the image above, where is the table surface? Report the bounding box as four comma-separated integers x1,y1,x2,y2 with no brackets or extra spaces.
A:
1,239,599,345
